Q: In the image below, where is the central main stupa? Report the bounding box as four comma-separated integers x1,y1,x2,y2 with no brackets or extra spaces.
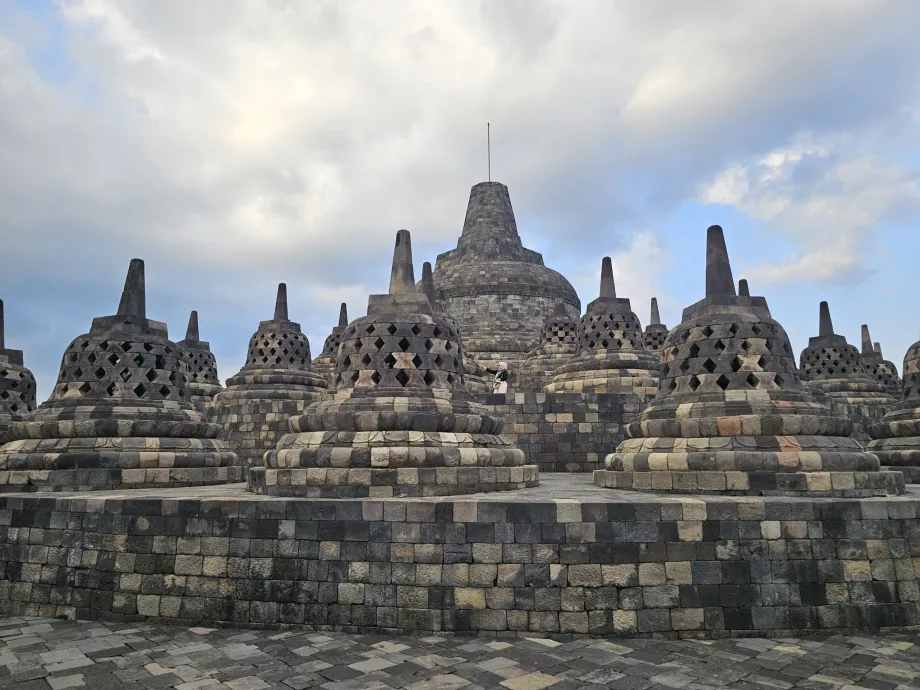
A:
429,182,580,369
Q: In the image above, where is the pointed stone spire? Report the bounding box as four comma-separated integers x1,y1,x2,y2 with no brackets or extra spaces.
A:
649,297,661,326
875,342,882,355
861,324,873,355
338,303,348,328
705,225,736,297
599,257,616,299
819,301,834,337
421,261,437,304
0,299,4,350
186,310,200,342
552,300,569,318
389,229,416,294
116,259,146,324
738,279,750,297
273,283,288,321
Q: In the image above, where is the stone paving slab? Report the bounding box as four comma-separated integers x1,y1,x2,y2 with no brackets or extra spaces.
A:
3,617,920,689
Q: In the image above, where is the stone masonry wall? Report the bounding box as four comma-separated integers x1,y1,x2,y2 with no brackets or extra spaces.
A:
478,392,647,473
1,482,920,638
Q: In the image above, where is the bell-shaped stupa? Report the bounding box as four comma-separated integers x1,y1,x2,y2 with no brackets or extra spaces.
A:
311,302,349,385
177,310,222,408
642,297,668,352
868,340,920,481
429,182,580,370
799,303,895,440
0,300,37,445
860,325,903,398
210,283,327,466
0,260,240,490
516,300,579,393
249,229,535,498
597,226,903,497
545,257,659,395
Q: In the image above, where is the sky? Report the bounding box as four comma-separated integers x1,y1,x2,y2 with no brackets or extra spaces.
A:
1,0,919,402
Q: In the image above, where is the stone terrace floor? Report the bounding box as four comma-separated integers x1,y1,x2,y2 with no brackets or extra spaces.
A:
3,618,920,690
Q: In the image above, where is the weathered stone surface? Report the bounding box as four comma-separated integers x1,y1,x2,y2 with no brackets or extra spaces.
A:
250,230,536,497
862,324,903,398
799,303,896,441
176,310,222,409
209,283,327,468
311,302,348,386
599,226,904,497
429,182,580,370
0,260,240,490
0,300,37,446
643,297,668,353
869,338,920,481
546,257,659,396
515,300,579,394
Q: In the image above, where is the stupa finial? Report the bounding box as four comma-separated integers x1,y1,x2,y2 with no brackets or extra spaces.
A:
421,261,437,304
116,259,147,323
186,310,200,342
0,299,4,350
388,229,416,295
861,324,873,355
338,302,348,328
705,225,736,297
738,279,750,297
552,300,568,318
874,341,883,356
274,283,288,321
819,301,834,337
599,257,616,299
650,297,661,326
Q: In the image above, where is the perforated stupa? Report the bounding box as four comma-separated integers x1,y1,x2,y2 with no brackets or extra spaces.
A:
210,283,327,466
861,325,903,398
248,229,536,498
868,339,920,482
643,297,668,353
545,257,659,395
517,300,579,393
177,310,222,408
0,260,240,490
799,302,895,440
596,226,904,497
311,302,348,385
0,300,37,445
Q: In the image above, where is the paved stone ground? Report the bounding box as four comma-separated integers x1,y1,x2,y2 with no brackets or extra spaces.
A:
2,618,920,690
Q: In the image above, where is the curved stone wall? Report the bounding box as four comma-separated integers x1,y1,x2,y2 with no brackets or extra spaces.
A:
1,477,919,638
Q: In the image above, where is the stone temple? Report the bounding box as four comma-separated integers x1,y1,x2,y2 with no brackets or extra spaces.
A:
249,229,535,497
0,260,240,490
177,310,222,409
210,283,327,467
799,302,895,441
311,302,348,386
869,338,920,481
642,297,668,352
515,300,579,393
0,300,37,445
598,226,904,497
429,181,580,370
861,324,903,398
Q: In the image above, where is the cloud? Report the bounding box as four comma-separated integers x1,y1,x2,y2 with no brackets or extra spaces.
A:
701,134,920,284
1,0,920,400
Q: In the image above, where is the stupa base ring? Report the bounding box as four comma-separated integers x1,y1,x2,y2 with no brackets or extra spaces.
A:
0,465,244,492
593,469,905,497
248,465,539,498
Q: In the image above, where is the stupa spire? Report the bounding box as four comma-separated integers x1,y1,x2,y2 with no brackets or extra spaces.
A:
272,283,289,321
338,302,348,328
861,324,873,355
552,300,568,318
875,342,882,355
599,257,616,299
738,279,750,297
185,310,200,342
649,297,661,326
421,261,437,304
389,230,416,295
819,301,834,337
705,225,736,297
0,299,4,350
116,259,146,324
